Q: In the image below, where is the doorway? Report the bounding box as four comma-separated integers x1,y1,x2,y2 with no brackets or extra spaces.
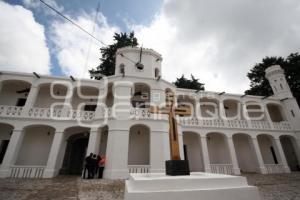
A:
61,133,89,175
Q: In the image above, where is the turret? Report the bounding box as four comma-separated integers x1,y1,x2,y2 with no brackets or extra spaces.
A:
265,65,300,132
265,65,293,99
115,47,162,79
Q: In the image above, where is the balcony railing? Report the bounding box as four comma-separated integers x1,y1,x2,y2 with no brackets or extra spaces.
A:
179,118,292,131
264,164,285,174
10,165,45,178
0,105,23,117
0,105,294,131
128,165,150,173
210,164,234,175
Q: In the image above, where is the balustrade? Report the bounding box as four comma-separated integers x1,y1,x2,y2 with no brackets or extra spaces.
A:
210,164,234,175
128,165,150,173
10,165,45,178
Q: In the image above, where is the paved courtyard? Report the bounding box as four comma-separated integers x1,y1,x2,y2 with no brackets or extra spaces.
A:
0,173,299,200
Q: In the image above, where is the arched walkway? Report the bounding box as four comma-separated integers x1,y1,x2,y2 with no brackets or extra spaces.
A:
257,134,279,164
280,135,300,171
183,132,204,172
16,125,55,166
0,123,14,164
232,133,259,173
128,124,150,165
206,132,231,164
60,127,90,175
0,80,31,106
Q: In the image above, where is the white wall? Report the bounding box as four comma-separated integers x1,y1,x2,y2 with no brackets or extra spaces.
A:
207,133,231,164
183,133,204,172
128,125,150,165
233,134,258,172
16,126,54,166
34,85,66,108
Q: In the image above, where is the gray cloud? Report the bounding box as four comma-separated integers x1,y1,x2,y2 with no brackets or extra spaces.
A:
135,0,300,93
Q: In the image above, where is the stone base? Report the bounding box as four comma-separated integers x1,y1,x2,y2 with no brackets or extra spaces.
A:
125,172,261,200
165,160,190,176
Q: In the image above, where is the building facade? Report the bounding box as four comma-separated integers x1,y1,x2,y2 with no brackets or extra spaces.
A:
0,47,299,179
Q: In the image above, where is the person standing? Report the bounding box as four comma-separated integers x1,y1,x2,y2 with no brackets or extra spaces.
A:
84,153,93,179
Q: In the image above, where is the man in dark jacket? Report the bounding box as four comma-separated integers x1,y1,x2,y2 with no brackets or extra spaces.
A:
84,153,93,179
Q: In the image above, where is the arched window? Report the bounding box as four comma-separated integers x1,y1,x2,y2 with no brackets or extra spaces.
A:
155,68,160,78
119,64,125,76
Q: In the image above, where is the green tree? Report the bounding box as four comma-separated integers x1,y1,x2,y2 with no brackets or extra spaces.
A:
89,32,138,78
245,53,300,105
174,74,205,91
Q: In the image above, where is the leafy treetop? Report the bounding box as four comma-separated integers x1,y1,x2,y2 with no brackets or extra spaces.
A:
245,53,300,105
174,74,205,91
89,32,138,79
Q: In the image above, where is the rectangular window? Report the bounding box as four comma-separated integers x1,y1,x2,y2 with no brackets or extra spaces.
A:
291,110,295,117
16,98,27,107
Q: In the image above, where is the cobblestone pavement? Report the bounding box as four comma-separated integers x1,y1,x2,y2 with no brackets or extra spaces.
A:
0,173,299,200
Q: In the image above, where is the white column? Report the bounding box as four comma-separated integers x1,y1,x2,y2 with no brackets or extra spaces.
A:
251,137,267,174
242,103,253,128
227,136,241,175
150,131,168,173
200,136,211,172
61,87,73,118
0,128,24,177
21,85,39,116
273,138,290,173
103,129,129,179
44,131,64,178
113,82,132,120
263,103,274,129
94,88,106,119
86,128,101,155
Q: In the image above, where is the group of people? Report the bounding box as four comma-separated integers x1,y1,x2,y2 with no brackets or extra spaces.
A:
83,153,106,179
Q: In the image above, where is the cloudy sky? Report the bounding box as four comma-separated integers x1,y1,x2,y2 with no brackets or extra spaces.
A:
1,0,300,93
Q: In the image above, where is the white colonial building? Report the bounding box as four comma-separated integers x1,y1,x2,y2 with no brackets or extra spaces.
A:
0,47,299,179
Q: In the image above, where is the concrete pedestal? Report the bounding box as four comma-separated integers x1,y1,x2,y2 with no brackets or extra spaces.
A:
125,172,261,200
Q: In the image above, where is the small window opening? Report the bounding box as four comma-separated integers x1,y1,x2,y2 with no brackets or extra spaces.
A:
280,83,283,90
291,110,295,117
155,68,160,78
119,64,125,75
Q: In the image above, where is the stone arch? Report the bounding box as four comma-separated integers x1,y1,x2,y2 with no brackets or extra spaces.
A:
232,133,259,173
279,135,300,171
131,83,151,108
266,103,286,122
0,123,14,164
182,131,204,172
206,132,231,164
223,99,241,120
0,80,32,106
128,124,150,165
34,83,68,108
199,97,219,119
257,134,279,164
16,124,56,166
60,126,91,175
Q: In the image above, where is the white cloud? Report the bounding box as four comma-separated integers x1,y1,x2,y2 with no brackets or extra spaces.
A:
22,0,64,15
133,0,300,93
50,12,120,78
0,1,50,74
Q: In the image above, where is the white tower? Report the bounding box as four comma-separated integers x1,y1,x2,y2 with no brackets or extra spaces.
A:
265,65,300,132
265,65,293,99
115,47,162,79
